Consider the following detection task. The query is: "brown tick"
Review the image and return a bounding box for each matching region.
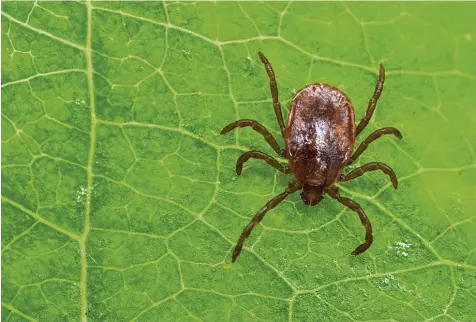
[221,52,402,262]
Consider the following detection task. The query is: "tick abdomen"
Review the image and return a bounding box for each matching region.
[285,83,355,186]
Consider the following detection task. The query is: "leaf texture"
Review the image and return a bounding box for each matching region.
[2,1,476,321]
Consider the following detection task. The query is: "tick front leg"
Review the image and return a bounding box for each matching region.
[347,127,402,165]
[236,150,289,176]
[326,187,373,255]
[220,119,284,156]
[232,181,302,262]
[340,162,398,189]
[258,51,286,137]
[355,64,385,136]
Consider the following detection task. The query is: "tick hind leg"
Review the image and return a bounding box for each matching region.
[326,187,373,255]
[232,182,301,262]
[340,162,398,189]
[258,51,286,137]
[355,64,385,136]
[235,150,289,176]
[347,127,402,165]
[220,119,284,156]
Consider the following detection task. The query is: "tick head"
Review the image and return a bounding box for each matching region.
[300,184,324,206]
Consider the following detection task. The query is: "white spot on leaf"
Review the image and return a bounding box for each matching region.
[395,241,411,257]
[75,185,96,203]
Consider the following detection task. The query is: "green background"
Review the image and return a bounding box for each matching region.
[2,1,476,321]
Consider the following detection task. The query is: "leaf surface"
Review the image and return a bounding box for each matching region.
[2,1,476,321]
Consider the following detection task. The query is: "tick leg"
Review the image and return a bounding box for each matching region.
[326,186,373,255]
[258,51,286,137]
[355,64,385,136]
[232,181,302,262]
[340,162,398,189]
[220,119,284,156]
[347,127,402,165]
[236,150,289,176]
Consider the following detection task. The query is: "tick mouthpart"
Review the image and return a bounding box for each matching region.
[300,184,324,206]
[303,198,319,206]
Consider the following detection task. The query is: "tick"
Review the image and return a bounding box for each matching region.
[221,52,402,262]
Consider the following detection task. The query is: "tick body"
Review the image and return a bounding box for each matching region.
[286,83,355,204]
[221,52,402,262]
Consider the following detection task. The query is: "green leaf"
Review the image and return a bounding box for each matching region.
[2,1,476,321]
